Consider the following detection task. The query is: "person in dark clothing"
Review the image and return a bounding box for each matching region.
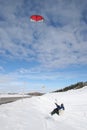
[60,103,65,110]
[51,103,65,116]
[55,103,65,110]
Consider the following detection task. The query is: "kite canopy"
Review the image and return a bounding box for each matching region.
[30,15,44,22]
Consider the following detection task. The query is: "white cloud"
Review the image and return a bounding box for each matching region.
[0,66,4,72]
[0,66,87,92]
[0,0,87,70]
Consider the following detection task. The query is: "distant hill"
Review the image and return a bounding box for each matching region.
[53,81,87,93]
[27,92,44,96]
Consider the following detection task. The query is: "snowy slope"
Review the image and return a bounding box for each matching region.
[0,86,87,130]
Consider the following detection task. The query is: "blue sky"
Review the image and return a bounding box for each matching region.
[0,0,87,93]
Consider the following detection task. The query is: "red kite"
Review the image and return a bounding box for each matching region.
[30,15,44,22]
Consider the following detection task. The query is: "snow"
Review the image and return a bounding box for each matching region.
[0,87,87,130]
[0,94,29,98]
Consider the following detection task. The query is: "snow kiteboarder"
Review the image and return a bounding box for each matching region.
[51,103,65,116]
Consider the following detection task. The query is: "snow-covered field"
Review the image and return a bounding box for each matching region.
[0,94,29,98]
[0,87,87,130]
